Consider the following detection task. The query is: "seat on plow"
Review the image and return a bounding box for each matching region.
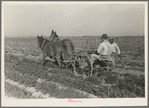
[93,55,113,72]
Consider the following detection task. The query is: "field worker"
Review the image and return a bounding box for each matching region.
[108,37,121,67]
[91,34,111,65]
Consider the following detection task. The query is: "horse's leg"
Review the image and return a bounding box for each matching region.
[56,58,61,69]
[64,62,68,69]
[61,50,68,69]
[55,52,61,69]
[42,52,47,66]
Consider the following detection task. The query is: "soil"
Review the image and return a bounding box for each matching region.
[4,52,145,98]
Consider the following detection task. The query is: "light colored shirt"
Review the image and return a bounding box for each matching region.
[97,40,110,56]
[109,42,121,54]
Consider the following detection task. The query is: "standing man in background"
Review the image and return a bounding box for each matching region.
[108,37,121,68]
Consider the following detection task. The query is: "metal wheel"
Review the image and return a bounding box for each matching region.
[72,53,93,76]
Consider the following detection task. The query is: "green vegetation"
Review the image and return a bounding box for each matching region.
[4,36,145,98]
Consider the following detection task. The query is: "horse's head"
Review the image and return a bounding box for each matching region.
[37,35,44,48]
[49,30,59,42]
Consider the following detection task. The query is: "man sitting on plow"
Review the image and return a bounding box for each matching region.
[90,34,120,69]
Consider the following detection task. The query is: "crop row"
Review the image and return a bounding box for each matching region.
[5,54,145,98]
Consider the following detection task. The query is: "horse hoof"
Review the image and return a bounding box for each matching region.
[74,71,78,76]
[36,62,40,65]
[42,62,46,66]
[42,64,45,66]
[82,74,87,79]
[48,68,53,71]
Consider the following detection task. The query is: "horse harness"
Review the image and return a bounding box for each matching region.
[40,39,46,49]
[40,39,56,61]
[41,38,74,48]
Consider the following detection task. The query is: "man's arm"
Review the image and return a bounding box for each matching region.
[115,43,120,54]
[97,43,104,54]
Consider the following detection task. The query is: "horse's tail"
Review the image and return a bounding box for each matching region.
[61,44,69,61]
[68,39,75,54]
[66,39,74,54]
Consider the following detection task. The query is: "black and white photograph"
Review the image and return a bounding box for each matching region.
[1,1,148,107]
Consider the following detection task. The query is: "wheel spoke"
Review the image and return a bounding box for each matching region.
[73,53,93,76]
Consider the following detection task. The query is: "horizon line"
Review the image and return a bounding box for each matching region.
[5,35,144,38]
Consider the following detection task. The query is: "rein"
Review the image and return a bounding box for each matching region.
[40,38,75,49]
[48,40,74,47]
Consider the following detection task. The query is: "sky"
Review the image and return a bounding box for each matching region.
[3,2,146,37]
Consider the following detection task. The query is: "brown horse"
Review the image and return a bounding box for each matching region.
[49,30,59,42]
[37,35,67,68]
[49,30,75,61]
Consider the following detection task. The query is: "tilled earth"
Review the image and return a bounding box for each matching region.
[4,53,145,98]
[4,37,145,99]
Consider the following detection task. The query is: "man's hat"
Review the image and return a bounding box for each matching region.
[101,34,108,38]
